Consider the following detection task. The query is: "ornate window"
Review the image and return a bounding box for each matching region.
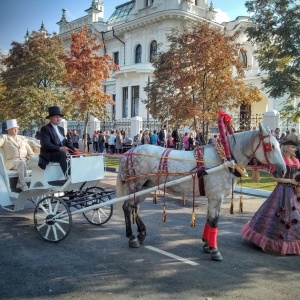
[239,50,247,67]
[150,40,157,62]
[135,44,142,63]
[145,0,154,7]
[131,86,139,117]
[113,52,119,66]
[122,87,128,118]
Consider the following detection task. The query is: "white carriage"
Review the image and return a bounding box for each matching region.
[0,150,114,242]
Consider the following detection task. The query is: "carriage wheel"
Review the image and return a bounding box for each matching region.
[82,187,113,225]
[34,196,72,242]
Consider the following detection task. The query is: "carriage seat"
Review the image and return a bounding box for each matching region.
[0,137,40,178]
[0,147,33,178]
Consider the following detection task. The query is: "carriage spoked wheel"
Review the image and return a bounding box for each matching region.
[34,196,72,242]
[82,187,113,225]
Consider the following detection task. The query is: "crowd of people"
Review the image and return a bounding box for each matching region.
[272,127,300,159]
[59,125,209,155]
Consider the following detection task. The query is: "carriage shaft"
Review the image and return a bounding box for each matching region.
[69,160,234,216]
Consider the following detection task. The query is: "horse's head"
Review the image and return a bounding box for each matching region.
[253,124,286,178]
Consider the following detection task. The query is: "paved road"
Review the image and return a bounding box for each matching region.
[1,172,300,300]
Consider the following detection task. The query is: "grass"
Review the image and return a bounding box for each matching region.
[236,170,276,191]
[104,156,121,169]
[103,156,277,191]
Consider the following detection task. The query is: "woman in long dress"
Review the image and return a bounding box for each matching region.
[241,140,300,255]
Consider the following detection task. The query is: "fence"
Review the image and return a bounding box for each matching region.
[3,113,294,138]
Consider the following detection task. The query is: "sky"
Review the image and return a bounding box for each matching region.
[0,0,249,54]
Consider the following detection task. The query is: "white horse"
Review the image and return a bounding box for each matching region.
[116,124,286,261]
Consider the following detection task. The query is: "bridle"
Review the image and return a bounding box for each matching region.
[252,133,276,173]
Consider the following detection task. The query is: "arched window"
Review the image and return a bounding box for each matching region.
[145,0,154,7]
[239,50,247,67]
[150,40,157,62]
[135,44,142,63]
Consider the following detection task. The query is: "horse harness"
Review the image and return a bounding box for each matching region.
[123,147,206,197]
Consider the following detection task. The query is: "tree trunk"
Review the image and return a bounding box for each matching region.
[83,112,89,151]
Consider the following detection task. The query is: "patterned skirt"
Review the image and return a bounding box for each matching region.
[241,183,300,255]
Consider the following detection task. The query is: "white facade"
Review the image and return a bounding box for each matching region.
[56,0,298,132]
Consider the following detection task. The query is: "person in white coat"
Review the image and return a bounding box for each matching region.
[0,119,34,191]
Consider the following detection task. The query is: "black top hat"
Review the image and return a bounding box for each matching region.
[281,140,298,146]
[47,106,64,119]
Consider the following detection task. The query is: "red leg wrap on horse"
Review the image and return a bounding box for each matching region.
[208,227,218,248]
[202,223,210,240]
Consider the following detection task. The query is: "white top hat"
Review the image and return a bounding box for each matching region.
[6,119,19,130]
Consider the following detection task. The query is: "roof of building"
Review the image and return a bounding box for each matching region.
[107,0,135,25]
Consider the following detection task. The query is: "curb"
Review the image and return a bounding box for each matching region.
[234,186,271,197]
[105,167,118,173]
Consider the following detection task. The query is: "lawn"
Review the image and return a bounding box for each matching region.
[236,170,276,191]
[104,156,121,169]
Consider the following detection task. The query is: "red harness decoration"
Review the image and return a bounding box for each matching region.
[157,148,173,195]
[252,134,276,173]
[217,110,234,160]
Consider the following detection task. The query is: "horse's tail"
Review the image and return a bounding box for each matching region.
[115,171,127,215]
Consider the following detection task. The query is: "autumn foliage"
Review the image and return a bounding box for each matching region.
[0,32,66,128]
[64,26,119,122]
[145,22,261,136]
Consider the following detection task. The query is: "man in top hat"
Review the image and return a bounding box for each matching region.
[0,119,34,191]
[38,106,76,176]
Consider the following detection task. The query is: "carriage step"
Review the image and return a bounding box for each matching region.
[47,179,68,186]
[2,205,16,211]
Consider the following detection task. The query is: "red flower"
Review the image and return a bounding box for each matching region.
[286,223,291,229]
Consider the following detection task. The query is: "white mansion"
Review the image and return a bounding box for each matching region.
[55,0,296,135]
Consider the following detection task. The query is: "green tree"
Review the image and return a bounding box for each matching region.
[145,22,261,138]
[245,0,300,118]
[63,26,119,149]
[0,32,66,129]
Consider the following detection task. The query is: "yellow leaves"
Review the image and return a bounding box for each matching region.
[64,27,119,121]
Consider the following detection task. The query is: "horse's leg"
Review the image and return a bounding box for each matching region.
[122,201,140,248]
[136,212,146,244]
[205,199,223,261]
[202,220,210,253]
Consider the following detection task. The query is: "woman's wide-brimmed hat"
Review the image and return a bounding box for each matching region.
[6,119,19,130]
[281,140,298,146]
[47,105,64,119]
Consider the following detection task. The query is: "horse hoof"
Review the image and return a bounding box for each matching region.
[203,241,210,253]
[210,248,223,261]
[137,232,146,244]
[129,237,140,248]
